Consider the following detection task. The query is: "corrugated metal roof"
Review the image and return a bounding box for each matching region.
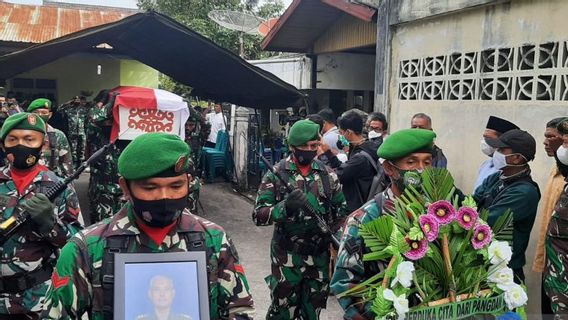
[0,1,133,44]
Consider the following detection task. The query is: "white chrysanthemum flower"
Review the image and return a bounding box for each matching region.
[503,283,528,310]
[391,261,415,289]
[487,265,515,289]
[488,240,513,266]
[384,289,409,320]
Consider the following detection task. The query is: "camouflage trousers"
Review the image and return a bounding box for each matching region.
[265,243,330,320]
[69,134,86,168]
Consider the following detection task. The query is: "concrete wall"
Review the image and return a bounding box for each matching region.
[317,52,375,91]
[119,59,159,88]
[249,57,312,90]
[7,52,158,104]
[389,0,568,193]
[387,2,568,315]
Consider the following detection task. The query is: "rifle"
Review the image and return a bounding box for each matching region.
[0,143,112,244]
[257,152,340,249]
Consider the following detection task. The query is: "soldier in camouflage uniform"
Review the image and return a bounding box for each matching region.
[60,96,89,169]
[253,119,348,320]
[86,91,127,223]
[42,132,255,320]
[330,129,435,319]
[0,113,83,319]
[185,112,205,214]
[27,98,74,178]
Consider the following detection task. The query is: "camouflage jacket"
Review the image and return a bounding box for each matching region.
[329,189,395,320]
[0,166,82,315]
[86,101,123,195]
[61,103,89,136]
[38,125,74,178]
[42,204,255,320]
[253,156,348,243]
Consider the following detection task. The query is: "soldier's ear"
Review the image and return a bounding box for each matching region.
[118,177,131,200]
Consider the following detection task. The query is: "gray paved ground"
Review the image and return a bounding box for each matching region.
[75,175,543,319]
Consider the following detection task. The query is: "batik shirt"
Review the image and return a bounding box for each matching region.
[0,166,82,315]
[42,204,255,320]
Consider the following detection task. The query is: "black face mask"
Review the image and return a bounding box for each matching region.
[4,144,42,169]
[130,194,188,228]
[293,149,317,166]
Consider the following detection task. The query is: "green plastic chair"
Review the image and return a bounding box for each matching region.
[202,131,229,180]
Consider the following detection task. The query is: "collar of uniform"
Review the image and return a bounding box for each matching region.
[2,166,47,183]
[284,154,325,173]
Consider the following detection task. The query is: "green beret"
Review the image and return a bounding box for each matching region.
[378,129,436,160]
[0,113,46,140]
[118,133,191,180]
[27,98,52,112]
[288,119,319,146]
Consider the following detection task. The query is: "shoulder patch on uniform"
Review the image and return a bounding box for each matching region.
[51,270,70,289]
[234,264,245,274]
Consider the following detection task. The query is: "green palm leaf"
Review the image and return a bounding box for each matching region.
[492,209,514,245]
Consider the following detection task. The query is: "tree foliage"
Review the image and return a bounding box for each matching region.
[138,0,284,95]
[137,0,285,95]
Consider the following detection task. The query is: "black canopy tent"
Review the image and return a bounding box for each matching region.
[0,11,305,109]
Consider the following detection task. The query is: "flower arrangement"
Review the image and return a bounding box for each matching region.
[338,168,526,319]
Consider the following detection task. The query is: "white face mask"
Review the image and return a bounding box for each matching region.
[492,151,508,170]
[368,130,382,140]
[480,138,495,157]
[557,145,568,165]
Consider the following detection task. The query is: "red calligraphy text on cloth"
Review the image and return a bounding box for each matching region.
[127,108,174,133]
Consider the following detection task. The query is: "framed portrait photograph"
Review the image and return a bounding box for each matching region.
[114,251,210,320]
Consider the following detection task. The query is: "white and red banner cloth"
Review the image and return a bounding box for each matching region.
[110,86,189,141]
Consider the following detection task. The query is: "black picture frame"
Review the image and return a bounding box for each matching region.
[114,251,210,320]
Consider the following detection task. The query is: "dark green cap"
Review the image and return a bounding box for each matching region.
[118,133,191,180]
[0,113,46,140]
[378,129,436,160]
[288,119,319,146]
[27,98,52,112]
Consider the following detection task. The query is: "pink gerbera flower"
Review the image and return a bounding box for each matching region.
[472,224,492,250]
[404,237,428,260]
[419,215,439,242]
[456,207,478,230]
[427,200,456,225]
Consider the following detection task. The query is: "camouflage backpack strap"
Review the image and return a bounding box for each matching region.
[313,159,333,217]
[313,159,332,200]
[275,159,290,202]
[102,235,131,320]
[46,131,58,169]
[179,230,213,273]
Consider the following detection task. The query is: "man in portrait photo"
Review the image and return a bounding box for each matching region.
[136,275,192,320]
